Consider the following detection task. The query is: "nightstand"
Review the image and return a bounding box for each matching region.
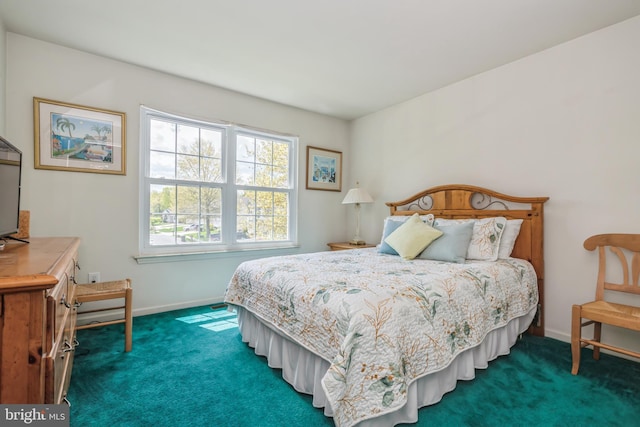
[327,242,376,251]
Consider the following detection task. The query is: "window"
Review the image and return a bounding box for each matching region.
[139,107,298,256]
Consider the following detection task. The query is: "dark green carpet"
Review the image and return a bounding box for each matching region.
[68,306,640,426]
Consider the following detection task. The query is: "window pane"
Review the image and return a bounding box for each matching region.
[201,157,222,182]
[150,151,175,179]
[202,215,221,240]
[237,135,255,162]
[179,215,219,244]
[150,119,175,152]
[237,216,255,240]
[273,217,288,240]
[176,185,199,216]
[256,216,273,241]
[201,128,223,183]
[176,154,199,180]
[237,190,255,215]
[273,192,288,216]
[256,191,273,216]
[201,187,222,214]
[256,139,272,164]
[177,124,200,155]
[255,164,272,187]
[149,184,177,246]
[201,129,222,156]
[179,219,201,243]
[150,184,176,215]
[273,142,288,168]
[273,166,288,188]
[236,161,255,185]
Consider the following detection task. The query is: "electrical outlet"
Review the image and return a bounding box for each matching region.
[88,272,100,283]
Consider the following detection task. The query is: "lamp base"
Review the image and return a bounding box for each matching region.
[349,239,367,245]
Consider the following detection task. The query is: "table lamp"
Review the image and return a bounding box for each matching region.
[342,182,373,245]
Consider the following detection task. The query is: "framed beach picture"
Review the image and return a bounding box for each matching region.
[33,97,126,175]
[306,145,342,191]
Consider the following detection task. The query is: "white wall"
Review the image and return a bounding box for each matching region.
[5,33,350,315]
[0,18,6,133]
[350,16,640,349]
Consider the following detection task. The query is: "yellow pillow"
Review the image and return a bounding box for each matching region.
[384,213,443,260]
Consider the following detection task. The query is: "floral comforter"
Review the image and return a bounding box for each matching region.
[224,248,538,427]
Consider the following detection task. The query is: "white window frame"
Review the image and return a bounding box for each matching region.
[138,106,298,257]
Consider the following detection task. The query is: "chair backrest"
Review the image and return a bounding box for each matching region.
[583,234,640,301]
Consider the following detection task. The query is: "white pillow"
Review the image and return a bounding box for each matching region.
[498,219,523,259]
[384,213,443,260]
[434,217,507,261]
[385,214,434,225]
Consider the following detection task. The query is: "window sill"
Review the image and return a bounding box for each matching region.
[133,244,301,264]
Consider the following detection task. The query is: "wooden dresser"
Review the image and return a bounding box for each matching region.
[0,237,80,404]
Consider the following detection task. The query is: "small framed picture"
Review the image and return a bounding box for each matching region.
[306,146,342,191]
[33,97,126,175]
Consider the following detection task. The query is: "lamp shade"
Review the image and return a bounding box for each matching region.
[342,187,373,204]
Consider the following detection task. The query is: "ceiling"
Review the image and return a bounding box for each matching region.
[1,1,640,120]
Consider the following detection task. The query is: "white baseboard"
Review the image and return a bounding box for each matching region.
[544,328,570,343]
[76,296,226,326]
[543,327,640,364]
[133,297,226,316]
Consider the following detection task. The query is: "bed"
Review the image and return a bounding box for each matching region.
[224,184,548,427]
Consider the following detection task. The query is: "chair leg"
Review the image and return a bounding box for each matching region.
[124,286,133,352]
[592,322,601,361]
[571,304,582,375]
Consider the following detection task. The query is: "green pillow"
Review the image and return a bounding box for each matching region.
[384,213,443,260]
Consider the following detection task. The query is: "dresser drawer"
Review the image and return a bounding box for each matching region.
[46,276,69,352]
[45,253,78,353]
[43,243,80,404]
[45,302,78,404]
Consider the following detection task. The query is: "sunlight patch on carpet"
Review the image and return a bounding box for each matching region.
[200,321,238,331]
[175,309,238,332]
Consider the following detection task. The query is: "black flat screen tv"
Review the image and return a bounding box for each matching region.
[0,136,22,238]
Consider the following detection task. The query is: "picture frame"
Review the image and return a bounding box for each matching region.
[33,97,126,175]
[306,145,342,191]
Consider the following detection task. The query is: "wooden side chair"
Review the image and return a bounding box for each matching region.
[76,278,133,352]
[571,234,640,375]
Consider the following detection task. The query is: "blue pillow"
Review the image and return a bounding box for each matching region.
[378,219,404,255]
[417,221,474,263]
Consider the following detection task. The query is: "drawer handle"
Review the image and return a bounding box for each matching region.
[74,299,82,308]
[62,340,75,353]
[73,338,80,349]
[63,396,71,407]
[60,295,71,309]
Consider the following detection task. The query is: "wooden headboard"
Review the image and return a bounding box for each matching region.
[386,184,549,336]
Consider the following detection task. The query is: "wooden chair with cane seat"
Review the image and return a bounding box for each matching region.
[75,278,133,352]
[571,234,640,375]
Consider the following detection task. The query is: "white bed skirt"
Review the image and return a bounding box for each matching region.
[236,306,536,427]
